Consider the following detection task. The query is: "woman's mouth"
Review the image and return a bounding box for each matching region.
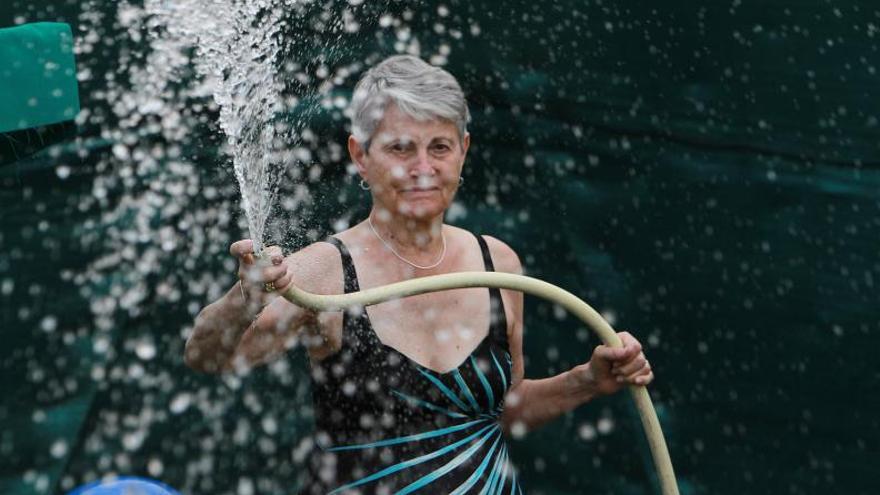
[402,186,439,193]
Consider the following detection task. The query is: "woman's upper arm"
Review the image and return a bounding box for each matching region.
[483,235,526,389]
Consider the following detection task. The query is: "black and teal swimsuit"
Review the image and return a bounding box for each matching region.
[299,234,524,494]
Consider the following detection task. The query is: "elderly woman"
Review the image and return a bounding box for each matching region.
[185,55,654,494]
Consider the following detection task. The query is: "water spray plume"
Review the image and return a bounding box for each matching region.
[147,0,298,255]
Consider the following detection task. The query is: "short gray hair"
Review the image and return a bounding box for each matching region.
[348,55,469,151]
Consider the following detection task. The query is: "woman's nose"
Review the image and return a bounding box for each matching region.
[410,149,435,176]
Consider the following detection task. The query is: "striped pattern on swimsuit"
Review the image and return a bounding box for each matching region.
[299,234,524,495]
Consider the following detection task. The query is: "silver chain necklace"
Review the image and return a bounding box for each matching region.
[367,215,447,270]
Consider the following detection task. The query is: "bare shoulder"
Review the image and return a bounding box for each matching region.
[284,239,344,295]
[480,234,523,275]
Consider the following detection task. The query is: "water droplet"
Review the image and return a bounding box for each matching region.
[170,392,191,414]
[600,309,617,326]
[50,440,68,458]
[237,477,255,495]
[578,423,597,441]
[262,416,278,435]
[597,417,615,435]
[40,315,57,333]
[147,458,164,477]
[135,338,157,360]
[511,421,527,439]
[122,429,145,451]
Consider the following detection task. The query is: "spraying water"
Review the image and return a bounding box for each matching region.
[65,2,456,491]
[146,0,297,254]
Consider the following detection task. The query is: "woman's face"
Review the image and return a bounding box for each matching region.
[349,103,470,221]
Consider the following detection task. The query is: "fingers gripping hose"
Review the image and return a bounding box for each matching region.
[282,271,679,495]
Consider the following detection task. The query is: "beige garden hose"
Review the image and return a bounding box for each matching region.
[281,270,679,495]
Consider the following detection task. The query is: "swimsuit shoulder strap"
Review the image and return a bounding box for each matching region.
[322,236,361,295]
[473,233,509,338]
[320,236,371,347]
[474,233,497,271]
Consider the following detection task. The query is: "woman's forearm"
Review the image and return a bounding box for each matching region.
[184,283,256,373]
[500,364,599,434]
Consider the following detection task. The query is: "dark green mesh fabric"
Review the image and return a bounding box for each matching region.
[1,2,878,495]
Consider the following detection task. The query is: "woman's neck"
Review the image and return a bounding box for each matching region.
[367,208,445,262]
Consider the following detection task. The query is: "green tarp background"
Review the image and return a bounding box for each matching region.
[0,22,79,165]
[0,23,78,133]
[1,1,878,495]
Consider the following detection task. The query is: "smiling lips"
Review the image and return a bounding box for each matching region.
[402,186,439,193]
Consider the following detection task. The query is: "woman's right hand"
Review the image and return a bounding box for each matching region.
[229,239,292,308]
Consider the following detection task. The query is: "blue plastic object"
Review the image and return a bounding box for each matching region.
[67,476,180,495]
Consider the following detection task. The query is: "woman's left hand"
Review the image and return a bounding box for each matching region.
[574,331,654,396]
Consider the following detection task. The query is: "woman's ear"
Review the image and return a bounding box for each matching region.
[348,135,368,176]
